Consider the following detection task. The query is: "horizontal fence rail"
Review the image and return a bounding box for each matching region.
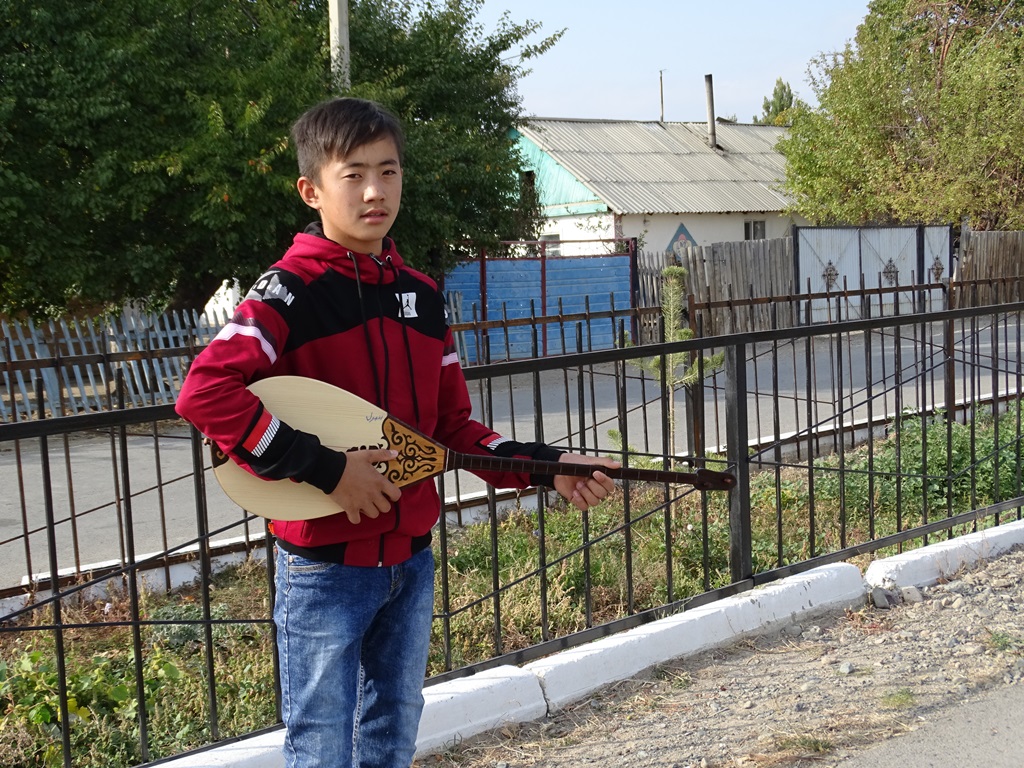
[2,297,1024,767]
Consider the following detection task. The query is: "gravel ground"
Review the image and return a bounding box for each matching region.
[416,546,1024,768]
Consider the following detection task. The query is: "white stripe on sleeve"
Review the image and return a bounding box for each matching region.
[214,323,279,365]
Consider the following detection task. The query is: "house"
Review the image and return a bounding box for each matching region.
[515,115,809,258]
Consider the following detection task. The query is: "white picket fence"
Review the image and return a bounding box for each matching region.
[1,309,230,422]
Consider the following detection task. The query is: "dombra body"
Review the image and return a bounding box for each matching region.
[212,376,736,521]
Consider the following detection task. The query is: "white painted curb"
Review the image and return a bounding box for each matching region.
[157,730,284,768]
[523,562,865,710]
[864,517,1024,589]
[155,522,1024,767]
[415,665,548,756]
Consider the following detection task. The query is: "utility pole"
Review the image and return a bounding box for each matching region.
[328,0,351,89]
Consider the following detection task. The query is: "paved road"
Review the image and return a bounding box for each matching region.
[0,426,254,585]
[1,363,654,579]
[840,683,1024,767]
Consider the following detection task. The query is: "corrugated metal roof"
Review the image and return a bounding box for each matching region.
[517,118,790,215]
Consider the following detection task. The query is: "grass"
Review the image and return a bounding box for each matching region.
[652,666,692,690]
[880,688,917,709]
[984,629,1024,654]
[3,401,1023,767]
[0,559,278,768]
[775,732,835,753]
[429,481,732,674]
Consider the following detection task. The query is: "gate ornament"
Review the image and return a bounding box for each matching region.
[883,258,900,286]
[931,256,945,282]
[823,261,839,291]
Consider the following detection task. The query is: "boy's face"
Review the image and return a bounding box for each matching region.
[296,136,402,255]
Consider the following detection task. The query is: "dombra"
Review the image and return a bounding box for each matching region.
[211,376,736,522]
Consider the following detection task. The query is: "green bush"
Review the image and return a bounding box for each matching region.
[0,645,180,768]
[1,560,277,768]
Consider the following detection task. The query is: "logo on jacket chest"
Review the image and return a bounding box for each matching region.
[397,292,418,318]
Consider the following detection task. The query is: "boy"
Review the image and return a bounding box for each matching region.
[175,97,617,768]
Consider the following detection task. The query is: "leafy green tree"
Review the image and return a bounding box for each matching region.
[0,0,557,317]
[0,0,328,316]
[346,0,559,268]
[752,78,804,125]
[777,0,1024,229]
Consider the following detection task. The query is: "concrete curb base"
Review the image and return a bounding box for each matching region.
[864,518,1024,589]
[156,521,1024,767]
[159,730,285,768]
[522,562,865,711]
[416,665,548,755]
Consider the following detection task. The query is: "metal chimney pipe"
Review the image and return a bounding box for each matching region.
[660,69,666,122]
[705,73,717,149]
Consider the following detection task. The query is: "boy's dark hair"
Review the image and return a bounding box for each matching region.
[291,98,405,183]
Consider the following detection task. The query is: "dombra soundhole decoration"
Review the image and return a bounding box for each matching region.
[380,418,446,486]
[211,376,735,522]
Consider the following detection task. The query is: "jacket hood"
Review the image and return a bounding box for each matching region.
[282,221,405,285]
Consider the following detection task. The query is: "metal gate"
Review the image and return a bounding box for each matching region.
[794,225,953,322]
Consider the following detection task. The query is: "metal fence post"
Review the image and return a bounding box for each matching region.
[725,341,752,583]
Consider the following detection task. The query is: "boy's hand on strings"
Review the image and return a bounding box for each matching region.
[553,454,619,511]
[329,449,401,524]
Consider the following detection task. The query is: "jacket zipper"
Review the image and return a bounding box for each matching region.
[370,254,398,568]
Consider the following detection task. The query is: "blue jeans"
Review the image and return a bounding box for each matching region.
[273,545,435,768]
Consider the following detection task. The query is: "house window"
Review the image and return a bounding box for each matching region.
[540,234,561,257]
[744,220,767,240]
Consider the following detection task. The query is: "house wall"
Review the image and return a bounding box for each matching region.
[539,213,616,255]
[540,211,809,257]
[630,212,808,256]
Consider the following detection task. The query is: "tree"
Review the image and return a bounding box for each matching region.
[0,0,558,317]
[776,0,1024,229]
[752,78,804,125]
[346,0,560,269]
[0,0,328,316]
[630,267,723,462]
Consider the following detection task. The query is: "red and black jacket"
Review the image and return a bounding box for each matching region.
[175,223,562,566]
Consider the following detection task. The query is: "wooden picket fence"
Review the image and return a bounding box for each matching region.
[953,229,1024,307]
[0,294,655,422]
[1,309,229,422]
[682,237,796,335]
[634,249,674,343]
[8,229,1019,420]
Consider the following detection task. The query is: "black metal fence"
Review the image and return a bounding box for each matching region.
[2,290,1023,767]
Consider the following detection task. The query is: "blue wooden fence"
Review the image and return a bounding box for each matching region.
[444,252,634,363]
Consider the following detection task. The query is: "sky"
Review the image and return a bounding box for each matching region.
[476,0,871,123]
